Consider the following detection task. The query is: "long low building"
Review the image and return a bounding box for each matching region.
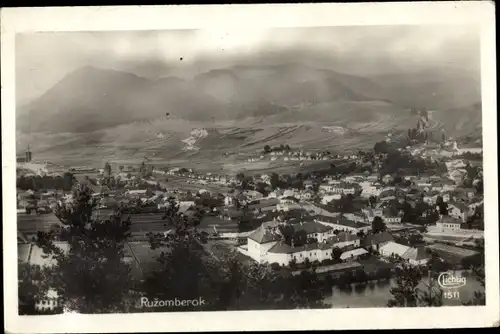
[315,215,371,234]
[379,241,430,266]
[426,243,480,264]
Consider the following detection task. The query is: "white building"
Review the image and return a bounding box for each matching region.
[242,224,342,266]
[401,247,430,266]
[246,226,282,264]
[361,185,382,198]
[340,248,368,261]
[321,194,342,205]
[379,241,411,259]
[330,232,361,249]
[224,196,234,206]
[299,221,335,242]
[449,169,467,184]
[434,215,463,232]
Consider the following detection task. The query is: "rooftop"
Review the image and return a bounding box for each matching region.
[440,215,463,225]
[248,226,281,244]
[379,241,411,256]
[297,221,333,234]
[340,248,368,260]
[362,231,394,247]
[401,247,429,261]
[427,243,479,258]
[315,215,370,229]
[447,201,470,212]
[291,261,362,276]
[330,232,360,243]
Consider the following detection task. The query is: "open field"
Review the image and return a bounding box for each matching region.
[17,111,399,170]
[17,211,171,239]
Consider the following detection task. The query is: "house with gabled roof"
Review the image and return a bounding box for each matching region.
[401,247,429,266]
[329,232,361,249]
[297,221,335,242]
[245,226,282,264]
[379,241,411,259]
[447,201,470,222]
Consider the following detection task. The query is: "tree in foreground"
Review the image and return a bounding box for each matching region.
[142,198,328,311]
[387,262,423,307]
[34,183,133,313]
[463,265,485,306]
[388,260,446,307]
[18,263,56,315]
[141,197,216,311]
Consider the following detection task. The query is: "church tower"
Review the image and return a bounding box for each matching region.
[25,145,32,163]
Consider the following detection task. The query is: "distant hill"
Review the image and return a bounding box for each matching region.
[17,64,482,145]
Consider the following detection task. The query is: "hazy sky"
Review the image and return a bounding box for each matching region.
[16,25,480,103]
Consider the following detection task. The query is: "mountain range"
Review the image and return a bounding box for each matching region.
[17,63,481,134]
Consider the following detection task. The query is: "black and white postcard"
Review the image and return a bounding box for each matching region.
[2,2,498,332]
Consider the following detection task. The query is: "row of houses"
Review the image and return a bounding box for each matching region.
[155,168,237,184]
[240,218,429,267]
[240,221,365,266]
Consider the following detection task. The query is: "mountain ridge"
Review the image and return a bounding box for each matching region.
[17,64,481,135]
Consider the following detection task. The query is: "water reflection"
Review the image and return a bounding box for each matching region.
[325,276,484,308]
[354,283,367,294]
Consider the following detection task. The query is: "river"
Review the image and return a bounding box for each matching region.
[323,274,484,308]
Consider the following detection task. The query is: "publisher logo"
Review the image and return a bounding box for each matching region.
[438,272,467,289]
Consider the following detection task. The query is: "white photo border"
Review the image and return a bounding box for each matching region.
[2,2,498,332]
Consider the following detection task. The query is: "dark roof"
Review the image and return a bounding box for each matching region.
[248,227,281,244]
[297,221,333,234]
[315,215,338,224]
[267,241,295,254]
[440,215,462,225]
[336,218,368,229]
[315,215,369,229]
[362,231,394,246]
[447,201,469,212]
[221,209,244,218]
[248,198,280,209]
[267,241,328,254]
[330,232,360,243]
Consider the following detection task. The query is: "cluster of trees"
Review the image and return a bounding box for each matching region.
[387,198,439,225]
[269,172,305,191]
[378,150,447,177]
[139,161,153,178]
[17,172,75,191]
[278,225,308,247]
[326,194,357,214]
[455,151,482,161]
[407,128,430,143]
[387,262,444,307]
[461,163,483,190]
[194,192,225,210]
[393,233,424,247]
[371,216,387,233]
[464,204,484,230]
[387,252,486,308]
[462,266,485,305]
[263,144,291,154]
[234,172,306,194]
